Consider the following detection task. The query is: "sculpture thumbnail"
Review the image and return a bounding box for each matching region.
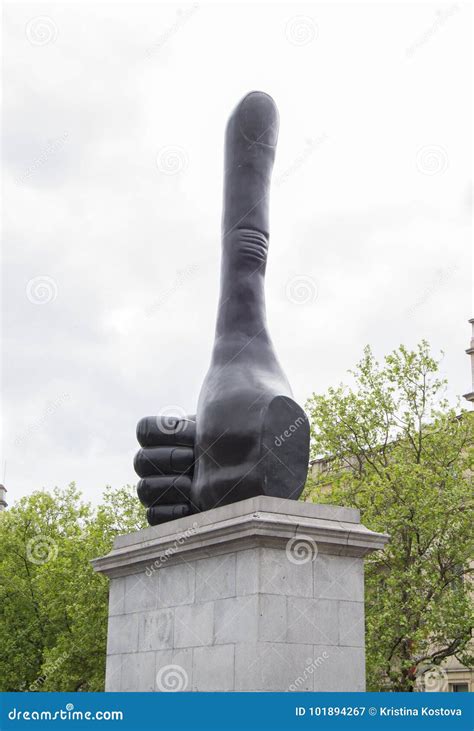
[134,92,310,525]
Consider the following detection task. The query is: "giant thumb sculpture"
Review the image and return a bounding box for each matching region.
[134,92,310,525]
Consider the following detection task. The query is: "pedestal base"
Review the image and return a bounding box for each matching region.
[92,496,388,692]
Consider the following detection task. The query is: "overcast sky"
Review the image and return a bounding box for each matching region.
[2,1,472,506]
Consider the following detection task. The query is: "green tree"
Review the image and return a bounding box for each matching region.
[305,341,474,691]
[0,483,146,691]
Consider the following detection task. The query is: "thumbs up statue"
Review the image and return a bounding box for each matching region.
[134,92,310,525]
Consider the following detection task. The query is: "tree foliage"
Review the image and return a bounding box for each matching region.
[0,483,146,692]
[304,341,474,691]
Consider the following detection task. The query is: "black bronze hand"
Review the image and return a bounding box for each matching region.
[135,91,310,526]
[134,415,196,525]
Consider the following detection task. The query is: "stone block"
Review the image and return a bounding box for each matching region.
[286,597,338,646]
[121,652,156,692]
[214,595,258,644]
[106,613,139,655]
[258,594,287,642]
[174,602,213,647]
[235,642,313,691]
[94,496,388,692]
[104,653,123,691]
[288,648,331,691]
[236,548,260,595]
[314,554,364,601]
[192,644,235,691]
[111,496,362,552]
[155,648,193,692]
[158,561,195,607]
[108,579,124,616]
[195,553,236,601]
[124,571,158,614]
[338,601,365,647]
[138,608,174,652]
[260,547,313,597]
[312,645,365,691]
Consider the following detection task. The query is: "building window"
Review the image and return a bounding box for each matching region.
[450,683,469,692]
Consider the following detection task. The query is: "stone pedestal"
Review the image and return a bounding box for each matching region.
[92,496,388,692]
